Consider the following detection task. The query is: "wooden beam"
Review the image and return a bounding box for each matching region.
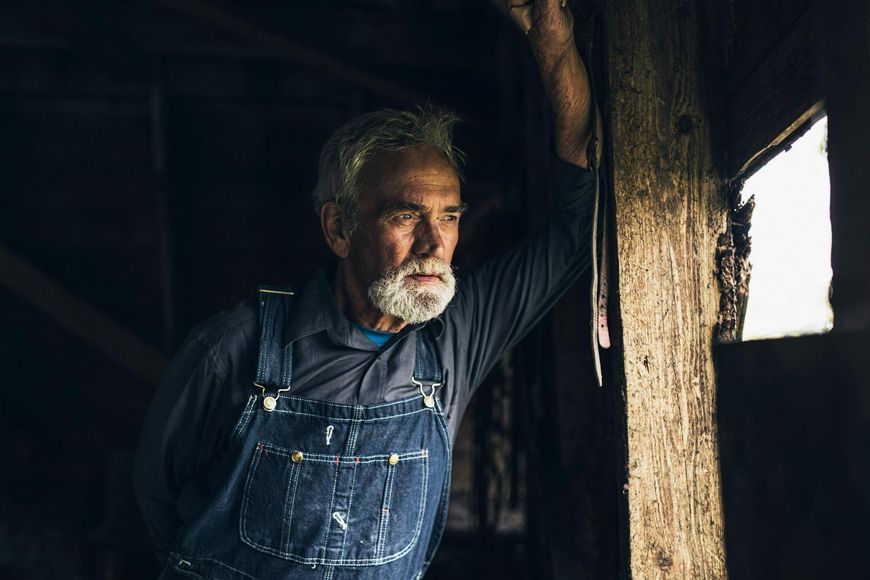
[0,246,167,385]
[155,0,427,105]
[603,0,729,576]
[728,7,824,177]
[822,0,870,330]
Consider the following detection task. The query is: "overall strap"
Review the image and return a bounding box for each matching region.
[413,325,443,385]
[254,286,296,390]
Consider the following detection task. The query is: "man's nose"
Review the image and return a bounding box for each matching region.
[413,218,445,258]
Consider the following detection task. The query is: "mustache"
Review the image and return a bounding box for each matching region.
[398,257,455,279]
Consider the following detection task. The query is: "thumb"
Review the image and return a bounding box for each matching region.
[491,0,534,34]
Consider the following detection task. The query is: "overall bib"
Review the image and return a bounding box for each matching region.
[161,288,452,580]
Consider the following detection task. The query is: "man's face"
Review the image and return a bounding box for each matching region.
[346,144,464,323]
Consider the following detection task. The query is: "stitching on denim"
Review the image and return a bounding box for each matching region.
[168,553,206,580]
[337,457,360,559]
[434,397,451,440]
[238,443,265,552]
[269,405,431,423]
[377,464,395,559]
[324,405,360,559]
[256,442,427,464]
[288,455,429,567]
[362,408,433,422]
[237,428,435,567]
[230,395,257,445]
[236,459,427,566]
[345,405,363,454]
[377,461,396,559]
[173,567,206,580]
[192,556,259,580]
[319,443,344,561]
[264,391,429,411]
[239,396,257,435]
[421,396,453,565]
[414,332,423,379]
[280,342,294,387]
[278,454,426,465]
[280,460,300,554]
[255,297,269,383]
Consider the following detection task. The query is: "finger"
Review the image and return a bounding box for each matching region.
[509,3,534,34]
[488,0,534,34]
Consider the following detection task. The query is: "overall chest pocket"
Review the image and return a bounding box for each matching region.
[239,441,430,566]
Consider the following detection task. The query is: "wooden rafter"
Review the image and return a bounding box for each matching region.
[0,246,167,386]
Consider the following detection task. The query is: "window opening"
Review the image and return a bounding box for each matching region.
[741,116,833,340]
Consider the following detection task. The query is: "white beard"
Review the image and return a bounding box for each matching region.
[367,257,456,324]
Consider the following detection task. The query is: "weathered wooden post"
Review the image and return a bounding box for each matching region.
[602,0,729,576]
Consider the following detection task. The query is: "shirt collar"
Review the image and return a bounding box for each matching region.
[284,267,446,348]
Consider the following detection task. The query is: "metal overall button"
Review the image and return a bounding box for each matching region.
[388,453,400,465]
[253,382,290,412]
[412,378,441,408]
[291,451,304,463]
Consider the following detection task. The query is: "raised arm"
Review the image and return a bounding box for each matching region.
[447,2,600,392]
[498,0,595,167]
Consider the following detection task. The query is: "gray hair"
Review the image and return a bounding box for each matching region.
[312,103,464,236]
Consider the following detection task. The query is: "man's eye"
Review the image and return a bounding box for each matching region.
[391,213,417,223]
[442,215,459,222]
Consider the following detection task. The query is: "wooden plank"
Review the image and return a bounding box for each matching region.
[822,0,870,330]
[728,8,823,176]
[0,245,167,385]
[715,330,870,579]
[727,0,813,94]
[603,0,729,576]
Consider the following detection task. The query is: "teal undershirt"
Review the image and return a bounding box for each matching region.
[353,323,395,348]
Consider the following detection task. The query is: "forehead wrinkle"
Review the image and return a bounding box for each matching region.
[393,180,459,198]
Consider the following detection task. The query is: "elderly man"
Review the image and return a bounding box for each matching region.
[134,1,597,578]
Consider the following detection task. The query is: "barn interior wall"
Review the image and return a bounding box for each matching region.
[4,1,861,578]
[0,2,619,579]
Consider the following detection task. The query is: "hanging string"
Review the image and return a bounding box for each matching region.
[582,12,610,388]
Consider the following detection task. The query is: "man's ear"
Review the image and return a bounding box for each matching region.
[320,201,351,258]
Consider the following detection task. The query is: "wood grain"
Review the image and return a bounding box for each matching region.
[603,0,729,576]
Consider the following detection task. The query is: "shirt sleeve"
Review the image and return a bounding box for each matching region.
[132,300,258,563]
[450,156,596,391]
[132,332,223,563]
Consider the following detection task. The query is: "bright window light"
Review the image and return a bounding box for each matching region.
[741,116,833,340]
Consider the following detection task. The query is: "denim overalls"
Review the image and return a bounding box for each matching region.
[161,288,452,579]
